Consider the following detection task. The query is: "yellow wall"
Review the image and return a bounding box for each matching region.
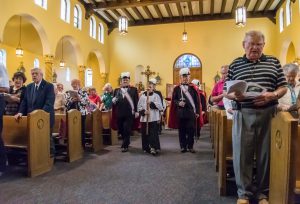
[0,0,109,90]
[275,1,300,64]
[108,18,277,96]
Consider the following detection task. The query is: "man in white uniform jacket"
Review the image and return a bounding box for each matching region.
[138,82,163,155]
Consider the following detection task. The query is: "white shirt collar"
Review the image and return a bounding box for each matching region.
[35,80,42,89]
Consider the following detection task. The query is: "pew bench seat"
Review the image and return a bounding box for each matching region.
[295,181,300,195]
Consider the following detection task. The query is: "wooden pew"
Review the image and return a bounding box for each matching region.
[53,110,83,162]
[85,109,103,152]
[214,109,222,172]
[3,110,53,177]
[101,110,118,145]
[218,110,233,196]
[269,112,299,204]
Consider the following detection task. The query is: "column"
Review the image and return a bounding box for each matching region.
[44,54,54,82]
[99,72,108,90]
[78,65,86,86]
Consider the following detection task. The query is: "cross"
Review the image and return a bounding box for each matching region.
[141,65,155,85]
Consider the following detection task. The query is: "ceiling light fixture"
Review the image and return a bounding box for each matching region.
[235,6,247,27]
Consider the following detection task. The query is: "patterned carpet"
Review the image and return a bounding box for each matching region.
[0,125,236,204]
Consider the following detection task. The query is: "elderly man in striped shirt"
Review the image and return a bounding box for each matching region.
[224,31,287,204]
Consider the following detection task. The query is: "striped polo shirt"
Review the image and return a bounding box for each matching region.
[224,54,287,108]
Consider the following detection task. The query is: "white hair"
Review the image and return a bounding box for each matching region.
[283,63,299,75]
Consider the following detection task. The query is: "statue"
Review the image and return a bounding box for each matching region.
[52,70,57,83]
[17,61,26,73]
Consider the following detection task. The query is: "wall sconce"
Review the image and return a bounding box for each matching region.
[235,6,246,27]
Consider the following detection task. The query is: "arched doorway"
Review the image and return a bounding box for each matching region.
[87,52,100,89]
[54,36,82,90]
[173,53,202,84]
[286,42,296,63]
[2,14,49,77]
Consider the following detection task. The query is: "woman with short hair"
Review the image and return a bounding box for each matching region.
[278,63,300,117]
[5,72,27,115]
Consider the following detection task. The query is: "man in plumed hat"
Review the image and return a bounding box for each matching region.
[112,72,139,152]
[168,68,200,153]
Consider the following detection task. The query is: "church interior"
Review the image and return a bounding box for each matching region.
[1,0,300,203]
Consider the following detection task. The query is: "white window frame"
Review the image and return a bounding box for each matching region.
[73,4,82,30]
[60,0,70,23]
[286,0,292,26]
[66,67,70,82]
[0,49,7,68]
[33,58,40,68]
[279,8,284,33]
[90,16,96,39]
[98,23,104,44]
[34,0,47,10]
[85,68,93,87]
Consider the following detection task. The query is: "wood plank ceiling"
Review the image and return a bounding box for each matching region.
[79,0,287,33]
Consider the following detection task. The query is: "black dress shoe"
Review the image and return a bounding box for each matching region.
[188,149,196,153]
[121,148,128,152]
[181,148,187,153]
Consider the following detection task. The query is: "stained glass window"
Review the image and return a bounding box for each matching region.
[174,54,201,69]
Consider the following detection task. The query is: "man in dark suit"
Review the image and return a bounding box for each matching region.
[15,68,55,155]
[112,72,139,152]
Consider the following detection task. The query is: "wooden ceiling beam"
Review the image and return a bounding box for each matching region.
[95,0,195,10]
[221,0,227,15]
[210,0,214,15]
[176,3,183,17]
[103,10,118,23]
[187,2,193,16]
[108,10,276,29]
[121,8,134,21]
[231,0,238,15]
[143,6,154,20]
[254,0,263,12]
[154,5,163,19]
[199,0,203,15]
[132,7,144,20]
[244,0,251,8]
[275,0,285,10]
[264,0,275,12]
[111,9,121,19]
[165,3,173,18]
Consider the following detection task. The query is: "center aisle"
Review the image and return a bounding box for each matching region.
[0,125,235,204]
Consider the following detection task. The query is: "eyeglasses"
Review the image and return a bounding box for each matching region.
[246,42,264,48]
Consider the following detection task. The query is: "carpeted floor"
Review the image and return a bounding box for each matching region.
[0,125,236,204]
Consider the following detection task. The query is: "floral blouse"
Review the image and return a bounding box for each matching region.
[65,88,90,115]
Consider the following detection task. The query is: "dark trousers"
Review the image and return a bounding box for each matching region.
[141,122,159,151]
[0,96,7,172]
[178,117,195,149]
[155,122,161,150]
[81,115,86,147]
[117,116,133,148]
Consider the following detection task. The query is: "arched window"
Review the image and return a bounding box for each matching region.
[34,0,47,9]
[0,49,7,68]
[90,16,96,39]
[74,4,82,29]
[279,8,284,32]
[66,67,70,82]
[85,68,93,87]
[98,23,104,44]
[33,58,40,68]
[60,0,70,23]
[286,0,292,26]
[174,54,201,69]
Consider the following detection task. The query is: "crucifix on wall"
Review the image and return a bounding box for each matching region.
[141,65,155,85]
